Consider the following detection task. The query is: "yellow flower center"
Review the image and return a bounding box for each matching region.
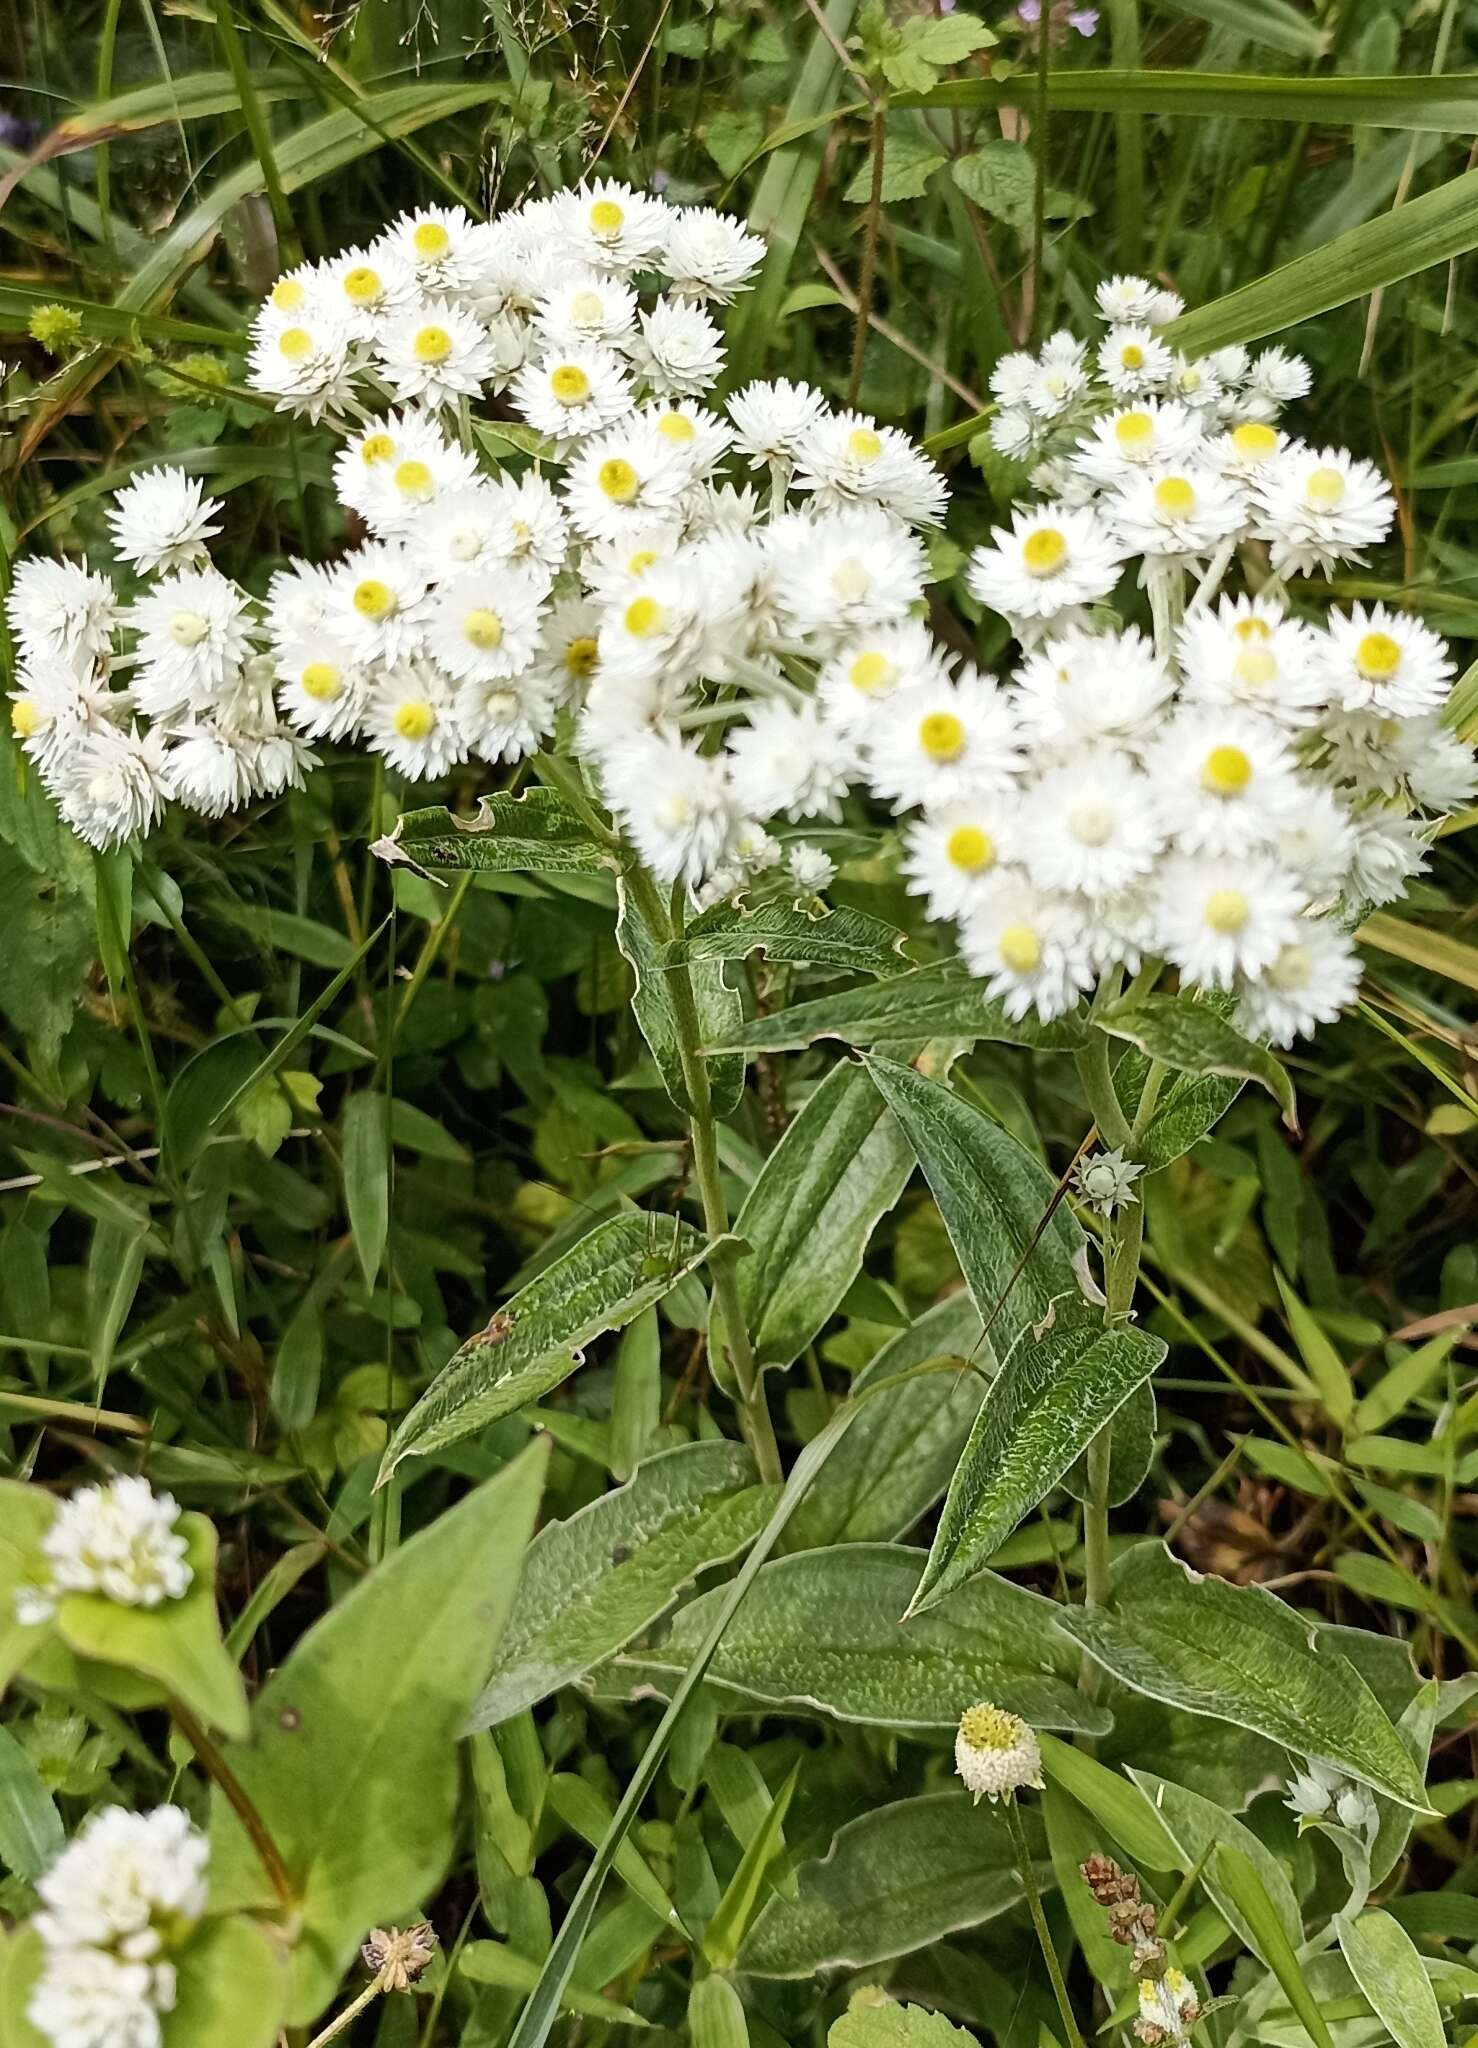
[657,412,695,442]
[412,221,450,259]
[278,327,313,362]
[1022,527,1067,577]
[1356,630,1401,680]
[1205,889,1248,934]
[999,924,1041,974]
[1119,344,1144,371]
[301,662,341,701]
[570,289,604,323]
[1179,366,1203,393]
[168,610,209,648]
[1232,616,1270,643]
[464,608,504,651]
[589,198,625,235]
[342,265,383,306]
[1232,421,1278,459]
[393,701,435,740]
[563,635,599,680]
[1306,465,1346,508]
[1268,942,1312,991]
[624,596,666,638]
[353,578,396,621]
[960,1702,1024,1751]
[627,549,660,576]
[393,459,434,501]
[270,277,306,311]
[849,650,895,695]
[1201,744,1252,795]
[598,457,639,503]
[550,363,591,404]
[1114,411,1154,450]
[848,426,884,463]
[360,431,396,466]
[413,326,452,364]
[10,698,42,738]
[918,711,966,763]
[946,825,994,873]
[1232,647,1277,689]
[1154,476,1196,519]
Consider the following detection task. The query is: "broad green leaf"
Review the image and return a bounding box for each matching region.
[704,1762,799,1969]
[0,1483,67,1694]
[609,1307,661,1483]
[0,1924,47,2048]
[1160,0,1324,55]
[55,1516,248,1740]
[607,1543,1108,1735]
[1128,1771,1302,1960]
[1215,1845,1333,2048]
[707,961,1087,1054]
[1056,1543,1429,1807]
[668,901,912,978]
[864,1053,1087,1345]
[1137,1070,1245,1171]
[374,793,606,876]
[784,1294,990,1550]
[1339,1909,1448,2048]
[1098,995,1296,1127]
[469,1441,777,1728]
[733,1063,914,1372]
[913,1323,1166,1613]
[167,1915,288,2048]
[209,1443,547,2023]
[1043,1780,1132,1996]
[842,134,946,204]
[830,1996,979,2048]
[1351,1329,1460,1436]
[1037,1734,1179,1871]
[1063,1380,1157,1509]
[341,1091,389,1289]
[379,1216,715,1483]
[690,1975,750,2048]
[0,1726,62,1881]
[615,874,744,1119]
[1370,1682,1441,1886]
[52,67,305,142]
[740,1794,1040,1976]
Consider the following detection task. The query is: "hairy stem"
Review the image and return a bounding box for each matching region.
[1005,1796,1085,2048]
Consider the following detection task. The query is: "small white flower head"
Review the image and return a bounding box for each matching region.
[1342,805,1428,907]
[865,672,1022,812]
[532,267,639,352]
[600,730,737,888]
[953,1700,1044,1804]
[421,567,547,684]
[628,296,725,399]
[1166,352,1224,415]
[376,296,500,408]
[792,411,948,528]
[53,725,174,851]
[483,471,571,582]
[1335,1783,1380,1836]
[7,557,117,666]
[128,567,253,719]
[317,244,417,338]
[253,260,321,328]
[725,701,854,823]
[1271,782,1357,898]
[1211,418,1287,481]
[816,619,952,730]
[456,668,557,767]
[1021,331,1090,420]
[727,377,831,468]
[660,207,766,302]
[960,874,1096,1022]
[770,508,928,644]
[1072,401,1206,491]
[9,655,119,770]
[1020,751,1164,897]
[563,425,691,541]
[1252,445,1395,578]
[275,641,370,741]
[966,504,1124,627]
[1311,603,1454,719]
[1176,593,1325,728]
[1098,324,1174,397]
[1236,921,1361,1047]
[1248,344,1312,410]
[637,399,734,477]
[554,178,672,273]
[511,346,635,444]
[333,411,480,536]
[377,204,481,292]
[786,841,836,893]
[1012,625,1173,752]
[29,1943,167,2048]
[1095,275,1183,327]
[262,557,337,652]
[27,1475,191,1619]
[1135,1968,1199,2047]
[247,310,355,420]
[107,469,221,577]
[329,544,429,665]
[1143,708,1298,857]
[1285,1762,1339,1822]
[901,799,1017,922]
[531,595,602,707]
[1074,1145,1144,1216]
[1107,465,1246,566]
[168,725,260,819]
[1155,853,1306,990]
[364,660,467,780]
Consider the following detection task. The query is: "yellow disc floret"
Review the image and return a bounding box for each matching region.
[360,432,396,466]
[1232,648,1278,690]
[277,327,313,362]
[999,924,1042,974]
[1114,411,1154,450]
[946,825,995,873]
[624,596,666,639]
[563,635,599,680]
[353,578,397,621]
[1201,744,1253,796]
[598,457,639,503]
[550,363,591,404]
[464,608,504,651]
[627,549,660,576]
[301,662,341,701]
[1232,422,1278,460]
[589,198,625,235]
[918,711,966,762]
[412,220,450,260]
[1232,615,1270,643]
[1205,889,1248,934]
[1306,465,1346,508]
[1355,630,1401,680]
[1022,527,1067,577]
[656,412,695,443]
[168,611,209,648]
[413,325,452,364]
[1119,343,1145,372]
[849,651,894,695]
[10,698,42,738]
[270,277,306,311]
[848,426,884,464]
[393,459,434,501]
[393,700,435,740]
[342,265,383,306]
[1154,476,1197,519]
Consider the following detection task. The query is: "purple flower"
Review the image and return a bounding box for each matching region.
[1069,6,1099,31]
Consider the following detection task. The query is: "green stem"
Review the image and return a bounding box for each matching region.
[170,1698,294,1908]
[1005,1796,1085,2048]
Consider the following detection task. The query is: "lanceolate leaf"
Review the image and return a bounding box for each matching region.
[378,1216,716,1484]
[912,1323,1166,1614]
[469,1442,778,1728]
[1056,1543,1429,1808]
[608,1543,1108,1736]
[668,901,913,978]
[616,872,744,1118]
[707,961,1088,1055]
[373,793,606,876]
[1338,1908,1446,2048]
[739,1793,1041,1977]
[864,1053,1087,1344]
[1098,994,1296,1127]
[1140,1072,1245,1171]
[1129,1770,1303,1959]
[733,1062,915,1372]
[1214,1845,1334,2048]
[208,1444,547,2023]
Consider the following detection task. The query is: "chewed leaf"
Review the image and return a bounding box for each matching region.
[373,791,607,876]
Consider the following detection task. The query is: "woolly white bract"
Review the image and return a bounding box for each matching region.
[9,207,1473,1049]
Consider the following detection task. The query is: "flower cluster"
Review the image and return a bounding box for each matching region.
[9,193,1473,1051]
[28,1805,209,2048]
[1080,1854,1200,2046]
[16,1476,192,1627]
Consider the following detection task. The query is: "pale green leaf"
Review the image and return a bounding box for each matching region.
[1339,1908,1447,2048]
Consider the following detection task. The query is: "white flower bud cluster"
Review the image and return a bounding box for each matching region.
[15,1476,192,1627]
[28,1806,209,2048]
[9,194,1472,1051]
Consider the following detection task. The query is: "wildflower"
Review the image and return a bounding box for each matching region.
[29,303,85,356]
[1074,1146,1145,1216]
[953,1701,1044,1803]
[362,1923,438,1992]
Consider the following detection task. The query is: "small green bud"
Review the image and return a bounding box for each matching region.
[28,303,83,356]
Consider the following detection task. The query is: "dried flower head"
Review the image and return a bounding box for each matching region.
[362,1923,438,1992]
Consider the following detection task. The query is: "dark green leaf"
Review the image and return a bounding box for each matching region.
[669,902,912,978]
[1098,996,1296,1127]
[374,793,606,876]
[707,961,1087,1055]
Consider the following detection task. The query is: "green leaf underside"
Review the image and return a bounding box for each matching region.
[605,1543,1108,1736]
[739,1793,1042,1976]
[376,793,606,875]
[734,1062,916,1371]
[1099,994,1296,1126]
[1339,1908,1447,2048]
[914,1324,1167,1613]
[1056,1543,1429,1808]
[669,900,913,978]
[704,961,1088,1054]
[615,873,744,1119]
[469,1441,778,1728]
[208,1445,546,2023]
[1129,1769,1303,1958]
[378,1215,714,1482]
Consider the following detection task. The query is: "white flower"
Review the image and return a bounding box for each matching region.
[815,619,951,730]
[376,204,482,293]
[27,1476,190,1620]
[1167,352,1225,415]
[1211,419,1287,481]
[661,207,766,301]
[10,655,119,771]
[376,297,500,408]
[787,841,835,892]
[1343,806,1428,906]
[531,596,602,707]
[457,669,557,766]
[511,347,635,444]
[770,509,928,644]
[1143,708,1298,856]
[51,726,173,850]
[966,504,1124,626]
[1106,464,1246,565]
[1098,324,1174,397]
[128,568,252,719]
[1073,1146,1144,1215]
[275,641,370,741]
[791,411,947,527]
[168,726,259,818]
[7,557,117,665]
[1020,751,1164,896]
[29,1943,166,2048]
[333,412,480,536]
[953,1701,1045,1803]
[262,558,336,651]
[1237,922,1361,1046]
[1310,604,1454,718]
[628,297,725,398]
[959,876,1094,1020]
[864,672,1021,812]
[247,312,355,420]
[1021,332,1090,419]
[1012,625,1173,752]
[901,799,1018,921]
[1155,853,1306,989]
[1272,783,1357,898]
[107,470,221,576]
[329,544,429,665]
[532,268,639,352]
[364,660,467,780]
[1072,401,1206,491]
[1248,345,1312,410]
[1095,275,1182,327]
[1176,594,1325,727]
[725,701,853,822]
[1136,1969,1199,2047]
[317,245,417,337]
[600,730,736,887]
[636,399,734,476]
[482,472,571,582]
[727,378,830,467]
[421,567,547,683]
[553,179,672,272]
[563,426,691,541]
[1251,445,1395,578]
